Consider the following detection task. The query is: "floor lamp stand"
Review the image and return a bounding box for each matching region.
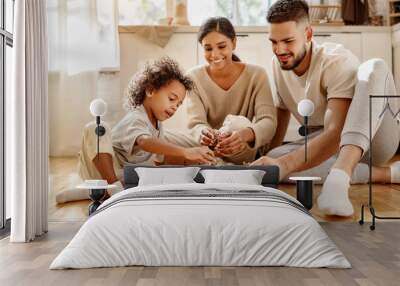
[359,95,400,230]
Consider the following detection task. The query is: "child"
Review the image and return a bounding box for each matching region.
[56,57,216,203]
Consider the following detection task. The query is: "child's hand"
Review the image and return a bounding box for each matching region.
[184,146,216,165]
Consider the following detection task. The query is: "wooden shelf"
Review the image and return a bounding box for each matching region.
[309,4,343,25]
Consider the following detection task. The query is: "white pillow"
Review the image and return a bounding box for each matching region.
[135,167,200,186]
[200,169,266,185]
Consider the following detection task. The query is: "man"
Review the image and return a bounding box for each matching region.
[252,0,400,216]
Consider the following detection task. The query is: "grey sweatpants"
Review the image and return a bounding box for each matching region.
[268,89,400,184]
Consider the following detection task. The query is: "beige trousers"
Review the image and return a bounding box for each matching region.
[77,122,123,181]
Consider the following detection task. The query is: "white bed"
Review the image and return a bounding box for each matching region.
[50,183,350,269]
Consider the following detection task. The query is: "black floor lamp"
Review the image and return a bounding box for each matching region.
[78,99,116,215]
[359,95,400,230]
[90,99,107,160]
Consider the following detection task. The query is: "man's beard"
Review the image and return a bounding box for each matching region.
[278,45,307,71]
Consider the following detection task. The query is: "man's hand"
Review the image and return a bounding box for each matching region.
[183,146,216,165]
[250,155,288,181]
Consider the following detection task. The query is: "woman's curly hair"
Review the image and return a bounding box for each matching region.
[125,57,195,109]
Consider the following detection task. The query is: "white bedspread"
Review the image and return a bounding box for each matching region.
[50,183,350,269]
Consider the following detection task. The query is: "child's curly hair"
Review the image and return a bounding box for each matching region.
[125,57,195,108]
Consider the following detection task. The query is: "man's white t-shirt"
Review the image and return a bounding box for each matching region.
[272,40,360,127]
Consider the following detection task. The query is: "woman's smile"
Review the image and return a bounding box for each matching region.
[212,57,225,63]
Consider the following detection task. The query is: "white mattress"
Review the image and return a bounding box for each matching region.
[50,183,350,269]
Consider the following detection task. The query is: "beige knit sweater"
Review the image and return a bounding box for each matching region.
[187,63,277,150]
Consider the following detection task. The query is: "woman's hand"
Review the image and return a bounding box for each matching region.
[200,128,219,148]
[215,128,254,156]
[183,146,216,165]
[215,130,247,156]
[250,156,288,181]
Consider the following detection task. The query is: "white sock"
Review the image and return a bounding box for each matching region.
[56,180,125,203]
[56,187,90,204]
[390,161,400,183]
[317,168,354,216]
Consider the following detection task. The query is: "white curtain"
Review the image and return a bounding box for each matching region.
[47,0,120,157]
[9,0,49,242]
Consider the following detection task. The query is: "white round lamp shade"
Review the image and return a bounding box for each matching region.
[297,99,315,117]
[90,99,107,117]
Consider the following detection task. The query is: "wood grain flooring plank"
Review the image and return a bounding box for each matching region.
[2,157,400,285]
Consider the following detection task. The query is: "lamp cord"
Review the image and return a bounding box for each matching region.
[96,116,100,161]
[97,125,100,161]
[304,116,308,162]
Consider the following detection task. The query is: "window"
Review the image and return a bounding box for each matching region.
[119,0,166,25]
[5,0,12,32]
[119,0,278,26]
[0,0,13,235]
[237,0,272,26]
[188,0,270,26]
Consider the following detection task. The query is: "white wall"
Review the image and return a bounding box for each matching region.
[49,72,97,157]
[48,70,124,157]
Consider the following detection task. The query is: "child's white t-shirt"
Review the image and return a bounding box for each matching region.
[111,105,163,165]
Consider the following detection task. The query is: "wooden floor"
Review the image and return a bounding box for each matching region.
[1,156,400,286]
[49,157,400,223]
[1,221,400,286]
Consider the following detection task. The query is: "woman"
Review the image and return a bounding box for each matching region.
[177,17,277,164]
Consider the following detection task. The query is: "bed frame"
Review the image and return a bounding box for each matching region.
[123,164,280,189]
